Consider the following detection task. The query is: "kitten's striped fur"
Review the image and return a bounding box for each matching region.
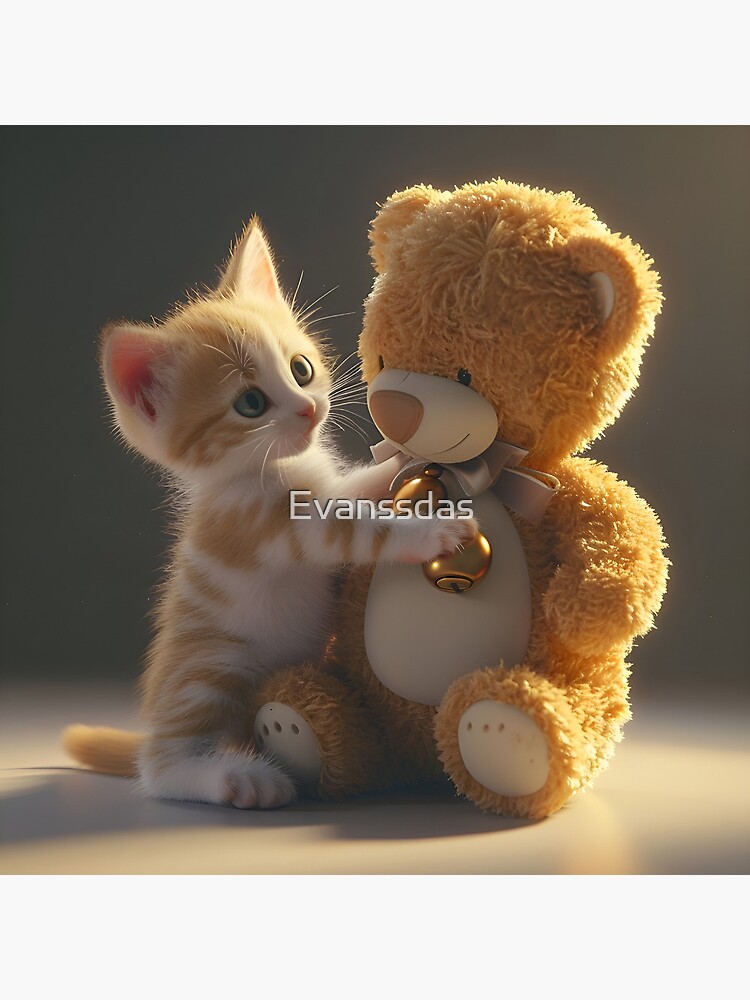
[66,223,475,809]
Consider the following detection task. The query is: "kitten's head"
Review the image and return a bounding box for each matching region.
[101,222,332,484]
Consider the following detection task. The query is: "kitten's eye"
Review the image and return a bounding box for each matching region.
[378,356,385,371]
[457,368,472,386]
[291,354,314,386]
[233,389,268,418]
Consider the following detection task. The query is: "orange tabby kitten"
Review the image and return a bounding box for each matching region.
[65,223,475,809]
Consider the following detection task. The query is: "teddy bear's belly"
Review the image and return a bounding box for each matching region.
[364,492,532,705]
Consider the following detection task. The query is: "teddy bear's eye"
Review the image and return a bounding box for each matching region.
[378,355,385,371]
[457,368,472,386]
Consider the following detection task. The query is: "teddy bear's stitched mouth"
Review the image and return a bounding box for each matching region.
[428,432,471,456]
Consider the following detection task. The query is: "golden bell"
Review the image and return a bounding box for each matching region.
[393,465,493,593]
[392,465,449,511]
[423,530,493,594]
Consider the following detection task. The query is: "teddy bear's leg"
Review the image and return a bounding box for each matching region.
[248,664,392,800]
[434,660,629,820]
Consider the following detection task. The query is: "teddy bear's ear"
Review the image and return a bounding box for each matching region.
[566,233,662,351]
[369,185,439,273]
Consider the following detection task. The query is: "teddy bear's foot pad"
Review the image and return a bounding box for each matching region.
[254,702,322,785]
[457,700,549,797]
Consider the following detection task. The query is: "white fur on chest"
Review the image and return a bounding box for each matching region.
[179,543,334,669]
[364,491,531,705]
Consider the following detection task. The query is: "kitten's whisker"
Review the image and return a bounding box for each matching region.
[243,421,275,437]
[296,285,339,322]
[202,343,240,368]
[330,382,359,397]
[328,379,367,396]
[331,423,371,447]
[232,331,254,373]
[297,305,322,325]
[330,382,367,396]
[328,413,372,446]
[331,408,373,429]
[328,350,360,376]
[269,439,282,490]
[329,378,365,396]
[277,453,291,490]
[230,333,250,372]
[331,396,365,410]
[290,269,304,313]
[332,404,372,423]
[329,370,363,391]
[239,434,270,471]
[236,424,276,479]
[330,405,369,415]
[307,311,356,325]
[260,440,276,496]
[329,361,362,380]
[328,385,367,399]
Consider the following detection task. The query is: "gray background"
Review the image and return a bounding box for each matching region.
[1,126,748,701]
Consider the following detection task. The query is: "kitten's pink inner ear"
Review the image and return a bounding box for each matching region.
[235,228,282,300]
[250,248,279,298]
[109,332,168,420]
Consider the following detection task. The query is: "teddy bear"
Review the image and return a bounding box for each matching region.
[250,178,669,819]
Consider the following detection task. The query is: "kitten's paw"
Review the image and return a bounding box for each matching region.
[222,754,296,809]
[138,752,296,810]
[412,515,478,562]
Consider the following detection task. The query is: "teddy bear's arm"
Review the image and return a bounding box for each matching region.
[541,456,669,658]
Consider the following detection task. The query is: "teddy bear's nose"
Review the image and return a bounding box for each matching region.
[369,389,424,444]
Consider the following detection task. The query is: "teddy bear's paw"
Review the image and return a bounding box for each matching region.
[457,700,549,798]
[254,702,323,786]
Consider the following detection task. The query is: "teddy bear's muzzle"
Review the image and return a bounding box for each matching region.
[367,368,499,464]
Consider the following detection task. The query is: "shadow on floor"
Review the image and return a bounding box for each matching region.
[0,767,534,847]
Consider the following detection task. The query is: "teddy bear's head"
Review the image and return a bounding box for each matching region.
[360,179,662,469]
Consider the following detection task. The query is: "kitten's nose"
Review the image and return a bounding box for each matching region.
[297,402,316,425]
[369,390,423,445]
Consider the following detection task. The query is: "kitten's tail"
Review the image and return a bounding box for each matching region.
[62,725,143,778]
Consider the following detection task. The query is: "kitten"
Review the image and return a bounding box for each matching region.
[65,222,475,809]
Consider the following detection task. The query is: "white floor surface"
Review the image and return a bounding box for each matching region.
[1,683,748,875]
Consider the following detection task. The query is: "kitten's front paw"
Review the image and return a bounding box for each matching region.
[416,515,478,563]
[360,453,411,500]
[138,751,296,810]
[223,755,296,809]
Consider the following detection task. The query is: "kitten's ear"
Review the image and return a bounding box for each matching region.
[100,323,175,426]
[218,220,283,302]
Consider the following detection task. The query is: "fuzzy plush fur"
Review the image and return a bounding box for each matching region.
[254,178,669,819]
